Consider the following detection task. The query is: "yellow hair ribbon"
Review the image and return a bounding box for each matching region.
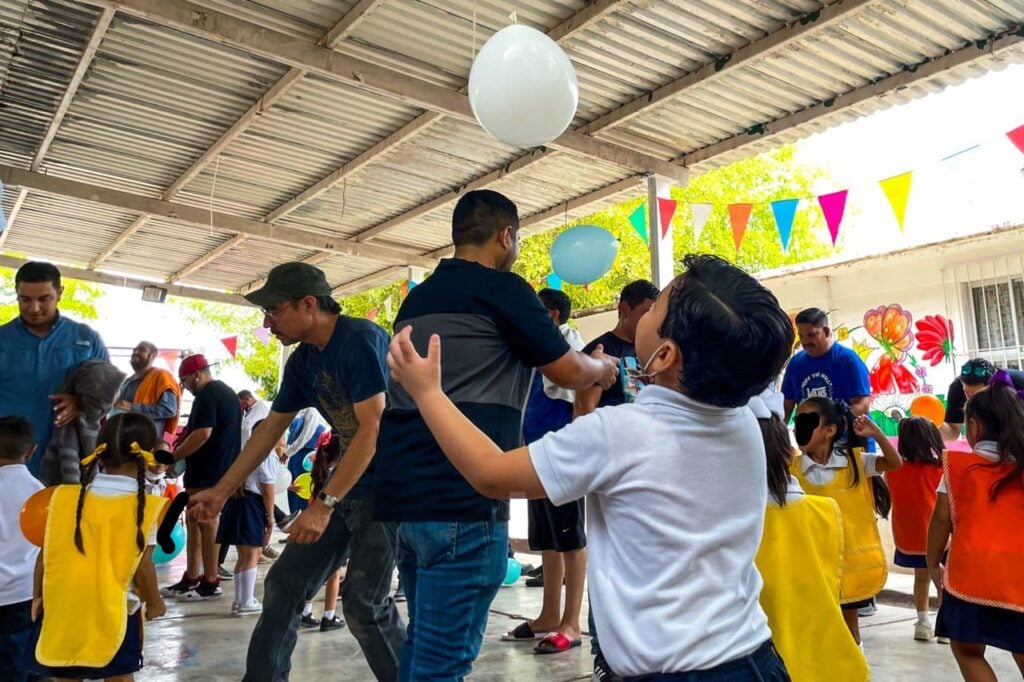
[129,442,158,467]
[80,443,107,467]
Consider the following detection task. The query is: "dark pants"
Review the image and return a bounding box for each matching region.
[622,641,790,682]
[0,600,34,682]
[244,499,405,681]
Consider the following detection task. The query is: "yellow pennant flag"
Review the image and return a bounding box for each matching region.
[879,172,913,232]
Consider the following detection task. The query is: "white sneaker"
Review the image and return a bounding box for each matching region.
[231,602,240,615]
[914,622,934,641]
[937,636,950,644]
[234,599,263,616]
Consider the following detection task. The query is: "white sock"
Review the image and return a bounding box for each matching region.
[917,611,931,625]
[302,602,313,617]
[324,609,335,620]
[236,567,257,605]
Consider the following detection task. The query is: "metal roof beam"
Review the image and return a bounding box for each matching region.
[0,166,437,269]
[238,251,332,296]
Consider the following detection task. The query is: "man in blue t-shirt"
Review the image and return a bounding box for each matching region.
[373,190,619,680]
[190,262,405,682]
[782,307,872,424]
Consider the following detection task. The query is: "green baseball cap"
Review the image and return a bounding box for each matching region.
[244,262,332,308]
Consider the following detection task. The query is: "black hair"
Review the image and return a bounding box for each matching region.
[620,280,659,309]
[237,390,255,401]
[964,382,1024,499]
[959,357,996,387]
[311,431,343,496]
[897,417,943,466]
[15,261,62,289]
[800,396,891,518]
[758,414,794,506]
[75,413,158,554]
[538,288,571,325]
[451,190,519,247]
[0,416,34,459]
[659,254,792,407]
[315,295,342,315]
[794,307,828,327]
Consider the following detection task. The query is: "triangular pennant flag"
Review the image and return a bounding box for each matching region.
[367,307,378,322]
[400,280,409,299]
[384,295,394,320]
[690,203,712,243]
[628,203,648,243]
[158,349,179,374]
[407,279,417,291]
[817,190,848,246]
[727,203,753,252]
[769,198,799,252]
[583,283,590,292]
[221,336,238,358]
[546,273,563,291]
[656,198,678,240]
[1007,124,1024,154]
[252,326,270,345]
[879,172,913,232]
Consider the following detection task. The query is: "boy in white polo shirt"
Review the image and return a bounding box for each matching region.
[386,254,794,680]
[0,416,44,681]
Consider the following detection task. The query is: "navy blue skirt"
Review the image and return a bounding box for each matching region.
[936,590,1024,653]
[217,491,268,547]
[29,611,143,677]
[894,548,928,569]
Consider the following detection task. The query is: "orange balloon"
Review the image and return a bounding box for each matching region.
[20,486,56,547]
[910,394,945,428]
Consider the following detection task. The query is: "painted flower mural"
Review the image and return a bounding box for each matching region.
[914,315,955,367]
[863,304,919,394]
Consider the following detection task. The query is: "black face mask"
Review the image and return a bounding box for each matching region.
[794,413,821,447]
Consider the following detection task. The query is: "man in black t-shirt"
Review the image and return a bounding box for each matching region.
[161,354,241,601]
[940,357,1024,441]
[575,279,657,682]
[373,190,619,680]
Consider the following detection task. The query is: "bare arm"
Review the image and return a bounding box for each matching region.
[31,552,43,621]
[260,481,275,546]
[849,395,871,416]
[133,547,165,619]
[539,348,618,392]
[574,385,602,418]
[853,415,902,472]
[926,492,952,591]
[288,394,386,544]
[172,427,212,461]
[783,399,796,423]
[940,422,962,442]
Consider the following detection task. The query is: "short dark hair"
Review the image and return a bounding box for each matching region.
[15,261,61,289]
[659,255,791,408]
[794,307,828,327]
[620,280,659,308]
[451,190,519,247]
[316,295,341,315]
[959,357,996,387]
[538,288,571,325]
[0,416,34,459]
[237,390,255,401]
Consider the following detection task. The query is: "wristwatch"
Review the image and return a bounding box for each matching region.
[316,491,340,508]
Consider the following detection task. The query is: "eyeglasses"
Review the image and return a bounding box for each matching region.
[960,363,992,379]
[261,300,296,319]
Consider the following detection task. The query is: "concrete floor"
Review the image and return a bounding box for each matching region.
[140,542,1022,681]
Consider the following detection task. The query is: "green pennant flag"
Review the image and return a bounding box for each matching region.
[628,203,648,243]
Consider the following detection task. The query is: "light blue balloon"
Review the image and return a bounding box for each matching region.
[303,453,315,472]
[153,523,186,564]
[502,557,522,586]
[549,225,619,285]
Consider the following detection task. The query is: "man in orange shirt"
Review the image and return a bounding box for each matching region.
[113,341,181,440]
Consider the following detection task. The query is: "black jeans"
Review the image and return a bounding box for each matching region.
[244,499,405,681]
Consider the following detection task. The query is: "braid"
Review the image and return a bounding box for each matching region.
[73,459,96,554]
[135,459,146,553]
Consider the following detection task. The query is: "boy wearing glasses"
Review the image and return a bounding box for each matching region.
[940,357,1024,441]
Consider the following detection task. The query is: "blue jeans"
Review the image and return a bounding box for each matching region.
[622,641,790,681]
[396,514,507,681]
[245,499,405,681]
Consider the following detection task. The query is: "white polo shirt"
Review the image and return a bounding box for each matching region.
[0,463,43,606]
[529,385,771,676]
[241,400,271,447]
[244,451,280,495]
[800,448,882,486]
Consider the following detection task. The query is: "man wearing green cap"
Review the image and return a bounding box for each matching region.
[190,261,405,681]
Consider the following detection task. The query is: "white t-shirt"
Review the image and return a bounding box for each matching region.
[0,464,44,606]
[245,451,280,495]
[529,385,771,675]
[241,400,271,447]
[800,448,881,486]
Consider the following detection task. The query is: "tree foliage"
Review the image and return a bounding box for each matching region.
[0,267,103,323]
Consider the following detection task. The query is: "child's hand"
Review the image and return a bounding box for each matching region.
[145,597,167,621]
[852,414,882,438]
[387,327,441,400]
[929,564,944,594]
[31,597,42,622]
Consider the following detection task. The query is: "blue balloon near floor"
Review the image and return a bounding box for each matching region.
[303,453,315,472]
[172,458,186,478]
[153,523,185,564]
[503,558,522,586]
[550,225,619,285]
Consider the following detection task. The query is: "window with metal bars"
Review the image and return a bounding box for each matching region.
[969,278,1024,370]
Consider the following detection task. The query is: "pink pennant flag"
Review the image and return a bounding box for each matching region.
[252,326,271,345]
[158,349,179,374]
[657,198,678,240]
[1007,124,1024,154]
[817,190,848,246]
[221,336,238,358]
[728,203,754,252]
[367,307,379,322]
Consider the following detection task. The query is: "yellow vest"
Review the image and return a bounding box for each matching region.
[36,484,166,668]
[792,453,887,603]
[756,495,870,681]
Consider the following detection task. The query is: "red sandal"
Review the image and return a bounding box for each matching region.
[533,632,582,654]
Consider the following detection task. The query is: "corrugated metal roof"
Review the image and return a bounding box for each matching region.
[1,0,1022,300]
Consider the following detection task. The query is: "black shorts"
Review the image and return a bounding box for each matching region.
[216,491,268,547]
[527,497,586,552]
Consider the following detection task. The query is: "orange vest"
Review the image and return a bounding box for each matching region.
[943,451,1024,612]
[886,462,942,555]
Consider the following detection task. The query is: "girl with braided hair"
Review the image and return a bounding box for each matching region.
[27,412,168,680]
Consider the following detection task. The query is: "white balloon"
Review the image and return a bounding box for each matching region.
[469,24,579,148]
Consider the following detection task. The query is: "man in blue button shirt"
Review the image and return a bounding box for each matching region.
[0,262,108,476]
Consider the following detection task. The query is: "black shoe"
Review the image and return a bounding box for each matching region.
[593,652,621,682]
[320,615,346,632]
[299,614,319,629]
[525,565,544,579]
[394,585,406,602]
